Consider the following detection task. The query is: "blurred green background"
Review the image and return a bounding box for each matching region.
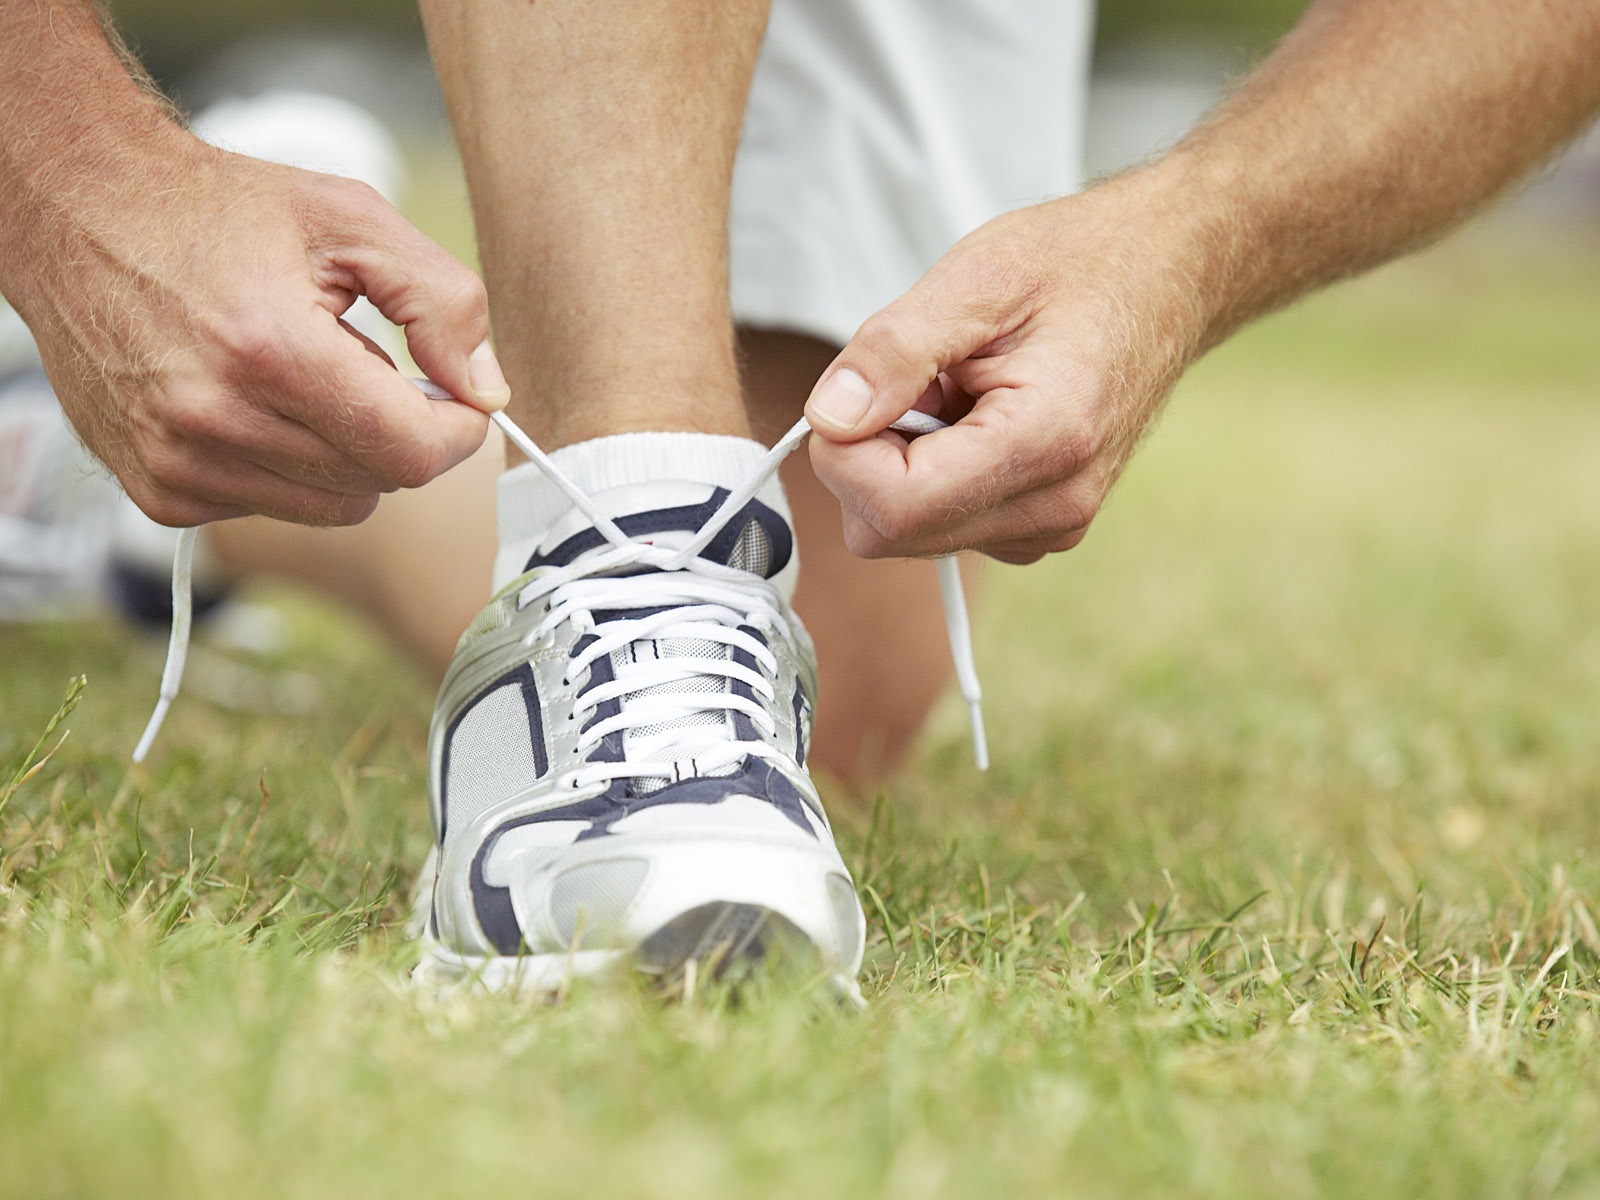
[108,0,1308,85]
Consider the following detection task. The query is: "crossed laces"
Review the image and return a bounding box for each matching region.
[133,380,988,772]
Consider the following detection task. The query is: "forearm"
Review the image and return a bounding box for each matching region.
[0,1,192,310]
[1134,0,1600,354]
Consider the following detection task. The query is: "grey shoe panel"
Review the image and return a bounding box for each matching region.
[438,662,549,850]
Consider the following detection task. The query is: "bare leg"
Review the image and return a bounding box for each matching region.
[744,330,969,786]
[418,0,770,449]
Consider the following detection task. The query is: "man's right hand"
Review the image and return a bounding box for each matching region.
[7,126,507,528]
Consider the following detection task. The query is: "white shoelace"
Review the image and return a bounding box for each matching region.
[133,381,988,770]
[517,547,791,790]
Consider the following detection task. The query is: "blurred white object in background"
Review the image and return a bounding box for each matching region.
[0,368,120,617]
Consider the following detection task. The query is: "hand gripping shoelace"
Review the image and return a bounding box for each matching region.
[132,380,988,771]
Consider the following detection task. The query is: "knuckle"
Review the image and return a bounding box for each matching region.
[1050,423,1099,477]
[211,315,287,377]
[299,456,366,493]
[1050,527,1088,553]
[857,309,928,376]
[384,438,439,490]
[161,390,224,442]
[140,439,193,493]
[125,477,194,528]
[277,488,374,528]
[842,519,893,561]
[989,546,1044,567]
[338,177,387,214]
[301,173,384,221]
[863,494,925,544]
[438,272,489,331]
[989,489,1096,553]
[1054,495,1098,535]
[327,493,381,527]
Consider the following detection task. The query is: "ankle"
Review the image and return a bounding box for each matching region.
[492,429,791,592]
[502,366,749,452]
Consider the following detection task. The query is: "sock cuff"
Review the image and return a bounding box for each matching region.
[495,431,792,589]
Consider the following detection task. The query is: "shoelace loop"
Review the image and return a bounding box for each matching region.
[516,547,790,789]
[133,380,988,771]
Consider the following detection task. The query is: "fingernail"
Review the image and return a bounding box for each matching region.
[808,368,873,434]
[468,340,510,411]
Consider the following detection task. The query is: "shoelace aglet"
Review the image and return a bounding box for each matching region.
[132,526,199,764]
[968,700,990,773]
[934,555,987,771]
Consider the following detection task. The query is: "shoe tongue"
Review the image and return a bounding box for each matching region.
[524,482,791,581]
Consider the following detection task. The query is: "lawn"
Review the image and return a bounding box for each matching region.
[3,208,1599,1197]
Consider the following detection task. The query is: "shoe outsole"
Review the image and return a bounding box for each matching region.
[413,900,864,1008]
[636,901,809,980]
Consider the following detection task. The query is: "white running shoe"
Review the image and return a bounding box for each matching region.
[414,445,867,1000]
[0,365,119,618]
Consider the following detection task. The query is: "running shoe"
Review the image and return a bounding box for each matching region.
[413,449,867,1000]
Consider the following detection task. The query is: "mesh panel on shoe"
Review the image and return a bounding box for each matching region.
[612,636,738,796]
[463,604,505,640]
[726,517,773,577]
[445,681,541,851]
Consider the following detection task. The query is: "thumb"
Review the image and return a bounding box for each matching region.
[804,286,997,442]
[325,192,511,414]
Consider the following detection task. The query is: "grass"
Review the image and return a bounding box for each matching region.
[4,213,1600,1197]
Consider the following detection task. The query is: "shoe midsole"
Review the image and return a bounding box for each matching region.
[429,834,864,971]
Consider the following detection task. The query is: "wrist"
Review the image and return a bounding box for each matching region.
[1106,149,1259,358]
[0,107,203,315]
[0,0,197,312]
[1049,161,1235,393]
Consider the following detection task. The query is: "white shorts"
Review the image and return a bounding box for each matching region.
[731,0,1095,347]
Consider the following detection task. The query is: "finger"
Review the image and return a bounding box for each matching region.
[305,177,510,413]
[978,528,1091,565]
[837,498,1089,564]
[812,389,1083,534]
[121,486,252,530]
[165,386,403,495]
[239,418,396,495]
[834,475,1096,560]
[813,404,1103,557]
[805,271,1011,443]
[126,449,380,528]
[255,317,490,492]
[919,374,978,424]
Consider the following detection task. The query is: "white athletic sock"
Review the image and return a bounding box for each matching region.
[492,432,796,594]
